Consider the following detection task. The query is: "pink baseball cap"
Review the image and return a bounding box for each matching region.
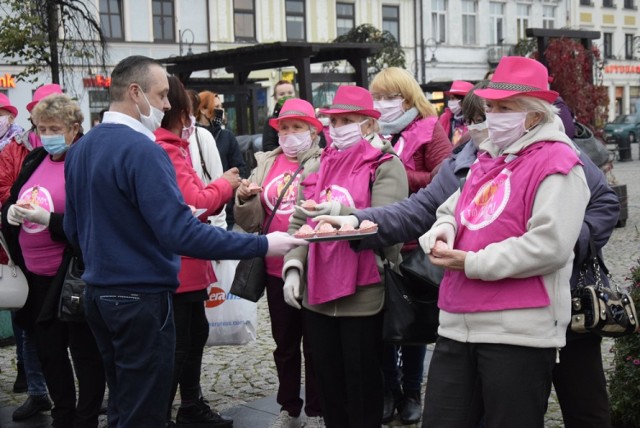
[475,57,558,104]
[0,93,18,117]
[269,98,323,131]
[319,86,381,119]
[27,84,63,113]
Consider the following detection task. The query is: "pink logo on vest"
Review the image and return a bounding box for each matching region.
[319,185,355,208]
[460,169,511,230]
[18,185,53,234]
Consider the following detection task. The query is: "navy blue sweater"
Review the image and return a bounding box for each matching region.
[64,123,268,292]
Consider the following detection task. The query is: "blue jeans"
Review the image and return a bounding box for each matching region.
[85,286,175,428]
[383,344,427,393]
[11,312,48,396]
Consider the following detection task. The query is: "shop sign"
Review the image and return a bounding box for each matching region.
[604,65,640,74]
[83,75,111,88]
[0,73,16,88]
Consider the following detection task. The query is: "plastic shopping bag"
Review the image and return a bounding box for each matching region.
[205,259,258,346]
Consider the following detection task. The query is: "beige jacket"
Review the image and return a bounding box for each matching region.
[283,135,408,317]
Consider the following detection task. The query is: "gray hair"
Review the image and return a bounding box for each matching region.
[110,55,163,102]
[511,96,559,124]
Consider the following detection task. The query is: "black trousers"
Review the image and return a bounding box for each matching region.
[31,274,105,428]
[169,297,210,411]
[553,334,611,428]
[421,337,556,428]
[304,309,384,428]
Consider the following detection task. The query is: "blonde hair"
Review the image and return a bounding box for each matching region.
[370,67,437,118]
[31,93,83,132]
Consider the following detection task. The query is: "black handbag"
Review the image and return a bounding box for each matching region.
[571,239,638,337]
[383,251,442,345]
[230,159,307,302]
[58,255,86,322]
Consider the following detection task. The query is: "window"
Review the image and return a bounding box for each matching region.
[624,0,635,8]
[489,2,504,45]
[603,0,615,7]
[286,0,306,41]
[603,32,613,59]
[99,0,123,40]
[461,0,477,45]
[234,0,256,41]
[431,0,447,44]
[543,5,555,29]
[336,3,355,36]
[516,3,530,41]
[579,0,592,4]
[625,33,634,59]
[152,0,174,42]
[382,5,400,42]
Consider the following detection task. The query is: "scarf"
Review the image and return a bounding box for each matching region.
[379,107,419,135]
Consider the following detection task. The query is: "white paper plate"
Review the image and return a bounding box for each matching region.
[193,208,208,217]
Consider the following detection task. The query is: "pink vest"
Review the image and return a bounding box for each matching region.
[392,117,436,170]
[304,139,391,305]
[440,142,581,313]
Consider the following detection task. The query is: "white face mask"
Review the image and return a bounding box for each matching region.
[136,90,164,132]
[318,117,330,127]
[467,121,488,147]
[330,120,368,151]
[486,112,528,150]
[0,116,11,137]
[279,130,313,157]
[448,99,462,116]
[374,98,405,123]
[182,115,196,140]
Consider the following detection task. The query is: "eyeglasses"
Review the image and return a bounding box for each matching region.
[372,93,402,101]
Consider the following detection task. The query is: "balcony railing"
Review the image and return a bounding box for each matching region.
[486,44,514,66]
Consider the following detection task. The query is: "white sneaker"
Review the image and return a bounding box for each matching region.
[304,416,326,427]
[270,410,301,428]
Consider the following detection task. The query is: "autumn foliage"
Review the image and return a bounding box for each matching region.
[541,38,609,130]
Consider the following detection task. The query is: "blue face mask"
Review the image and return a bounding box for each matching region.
[40,134,69,155]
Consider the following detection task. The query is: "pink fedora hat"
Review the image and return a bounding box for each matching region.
[475,57,559,103]
[445,80,474,96]
[319,85,381,119]
[27,83,63,113]
[0,93,18,117]
[269,98,323,131]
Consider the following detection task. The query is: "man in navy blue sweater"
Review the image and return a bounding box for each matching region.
[64,56,306,428]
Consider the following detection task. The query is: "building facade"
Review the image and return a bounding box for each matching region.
[1,0,638,133]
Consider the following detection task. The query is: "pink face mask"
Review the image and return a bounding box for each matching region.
[279,130,312,157]
[181,115,196,140]
[486,112,528,150]
[330,120,368,151]
[374,98,405,123]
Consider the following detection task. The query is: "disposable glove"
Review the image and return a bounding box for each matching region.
[283,269,302,309]
[6,204,23,226]
[418,223,455,254]
[14,204,51,227]
[294,201,341,218]
[313,214,359,229]
[265,231,308,257]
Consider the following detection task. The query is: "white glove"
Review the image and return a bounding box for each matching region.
[265,231,308,257]
[15,204,50,227]
[294,201,341,218]
[313,214,359,229]
[418,223,455,254]
[6,204,23,226]
[283,269,302,309]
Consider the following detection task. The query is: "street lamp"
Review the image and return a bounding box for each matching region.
[425,38,440,66]
[179,29,194,56]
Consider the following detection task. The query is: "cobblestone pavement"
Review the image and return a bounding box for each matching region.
[0,145,638,427]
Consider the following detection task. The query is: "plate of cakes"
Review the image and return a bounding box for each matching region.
[293,220,378,242]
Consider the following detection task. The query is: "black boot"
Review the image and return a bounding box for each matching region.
[399,390,422,424]
[13,362,27,393]
[382,388,403,424]
[12,394,52,421]
[176,397,233,427]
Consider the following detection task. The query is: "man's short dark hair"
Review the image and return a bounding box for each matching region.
[110,56,163,102]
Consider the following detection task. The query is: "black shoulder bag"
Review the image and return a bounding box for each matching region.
[230,159,307,302]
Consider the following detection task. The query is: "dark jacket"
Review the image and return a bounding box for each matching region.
[205,124,247,178]
[1,148,70,328]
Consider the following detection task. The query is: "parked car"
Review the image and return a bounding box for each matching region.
[602,114,640,144]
